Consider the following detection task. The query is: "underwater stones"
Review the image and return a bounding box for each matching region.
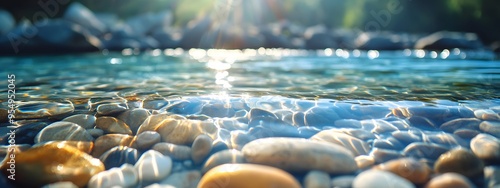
[311,130,371,156]
[202,149,246,173]
[242,137,357,174]
[157,170,201,188]
[137,114,180,134]
[474,109,500,120]
[485,166,500,188]
[370,148,404,163]
[304,106,341,127]
[35,121,93,144]
[392,131,422,145]
[155,119,217,145]
[99,146,139,170]
[375,158,431,184]
[135,150,173,182]
[248,108,277,120]
[63,114,96,129]
[331,175,356,188]
[15,101,74,119]
[403,142,449,161]
[96,103,127,116]
[0,122,48,145]
[63,2,106,35]
[152,142,192,161]
[355,155,375,169]
[199,164,301,188]
[480,121,500,137]
[88,164,138,188]
[0,142,104,187]
[191,134,213,164]
[95,116,133,135]
[201,103,235,117]
[470,133,500,163]
[92,134,135,157]
[304,170,331,188]
[440,118,481,132]
[434,148,484,177]
[135,131,161,150]
[425,173,475,188]
[352,169,415,188]
[117,108,150,135]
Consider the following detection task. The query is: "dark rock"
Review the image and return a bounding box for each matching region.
[0,122,48,145]
[304,25,337,49]
[150,28,179,49]
[415,31,484,50]
[179,17,212,49]
[63,2,106,36]
[355,32,416,50]
[304,106,341,128]
[36,19,102,53]
[403,142,449,161]
[165,98,203,115]
[99,146,139,170]
[201,103,235,118]
[0,9,15,35]
[125,11,172,36]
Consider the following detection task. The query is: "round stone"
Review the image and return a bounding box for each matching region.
[95,116,132,135]
[34,141,93,154]
[304,106,341,127]
[403,142,449,161]
[242,137,357,174]
[117,108,150,135]
[62,114,96,129]
[91,134,135,158]
[136,131,161,150]
[352,170,415,188]
[34,121,94,144]
[155,119,217,145]
[152,142,192,161]
[375,158,431,184]
[41,181,78,188]
[134,150,173,182]
[485,166,500,188]
[96,103,127,116]
[304,170,330,188]
[0,142,104,187]
[191,134,213,164]
[434,148,484,177]
[87,128,104,139]
[355,155,375,170]
[199,164,301,188]
[157,170,201,188]
[331,175,355,188]
[202,149,246,173]
[470,133,500,163]
[88,164,138,188]
[440,118,481,132]
[15,101,74,119]
[99,146,139,170]
[480,121,500,137]
[311,130,371,156]
[425,173,475,188]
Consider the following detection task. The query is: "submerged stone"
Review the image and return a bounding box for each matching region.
[34,121,93,144]
[434,148,484,177]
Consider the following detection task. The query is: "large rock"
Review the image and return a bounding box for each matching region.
[15,101,74,119]
[415,31,484,50]
[242,137,357,174]
[63,2,107,36]
[0,9,15,34]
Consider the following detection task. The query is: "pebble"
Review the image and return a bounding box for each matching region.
[248,108,278,120]
[353,169,415,188]
[95,116,133,135]
[375,158,431,184]
[474,109,500,120]
[355,155,375,169]
[304,106,341,127]
[92,134,135,157]
[202,149,246,173]
[434,148,484,177]
[143,98,169,110]
[137,114,184,134]
[242,137,357,174]
[201,103,235,117]
[454,129,480,140]
[480,121,500,137]
[87,128,104,139]
[96,103,127,115]
[331,175,356,188]
[403,142,449,161]
[34,121,94,144]
[88,164,138,188]
[155,119,217,145]
[425,173,475,188]
[0,142,104,187]
[304,170,331,188]
[311,130,371,156]
[157,170,201,188]
[370,148,404,163]
[41,182,78,188]
[15,101,74,119]
[34,141,93,154]
[198,164,301,188]
[485,166,500,188]
[440,118,481,132]
[99,146,139,170]
[134,150,173,182]
[373,137,405,150]
[191,134,213,164]
[136,131,161,150]
[62,114,96,129]
[118,108,150,135]
[470,133,500,163]
[370,119,400,134]
[152,142,192,161]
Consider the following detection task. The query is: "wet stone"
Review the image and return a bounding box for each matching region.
[157,170,201,188]
[407,116,439,130]
[143,98,169,110]
[311,130,371,156]
[117,108,150,135]
[355,155,375,169]
[370,148,404,164]
[155,119,217,146]
[88,164,138,188]
[199,164,301,188]
[334,119,362,129]
[0,122,48,145]
[191,134,213,165]
[34,141,93,154]
[92,134,135,157]
[375,158,431,184]
[434,148,484,177]
[454,129,480,140]
[292,111,306,126]
[152,142,192,161]
[475,109,500,120]
[0,144,30,157]
[134,150,173,182]
[425,173,475,188]
[201,103,235,117]
[392,130,422,145]
[369,119,399,134]
[35,121,94,144]
[99,146,139,170]
[352,169,415,188]
[242,137,357,174]
[135,131,161,150]
[87,128,104,139]
[304,170,331,188]
[373,137,405,150]
[15,101,74,119]
[480,121,500,137]
[95,116,133,135]
[202,149,246,173]
[304,106,341,127]
[331,175,355,188]
[424,132,469,148]
[96,103,127,116]
[484,166,500,188]
[137,114,180,134]
[470,133,500,164]
[248,108,278,120]
[62,114,96,129]
[42,181,78,188]
[165,99,203,115]
[440,118,481,132]
[0,142,104,187]
[403,142,449,161]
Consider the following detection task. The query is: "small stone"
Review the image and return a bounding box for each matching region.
[96,103,127,115]
[485,166,500,188]
[454,129,480,140]
[134,150,173,182]
[198,164,301,188]
[15,101,74,119]
[0,142,104,187]
[470,133,500,163]
[370,148,404,163]
[191,134,213,164]
[42,182,78,188]
[99,146,139,170]
[311,130,371,156]
[242,137,357,174]
[136,131,161,150]
[474,109,500,120]
[304,170,331,188]
[62,114,96,129]
[157,170,201,188]
[144,184,175,188]
[355,155,375,170]
[440,118,481,132]
[137,114,183,134]
[34,121,94,144]
[353,169,415,188]
[375,158,431,184]
[117,108,150,135]
[392,131,422,145]
[248,108,278,120]
[88,164,138,188]
[403,142,449,161]
[434,148,484,177]
[152,142,192,161]
[155,119,217,146]
[331,175,355,188]
[304,106,341,127]
[95,116,133,135]
[202,149,246,173]
[480,121,500,137]
[91,134,135,157]
[425,173,475,188]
